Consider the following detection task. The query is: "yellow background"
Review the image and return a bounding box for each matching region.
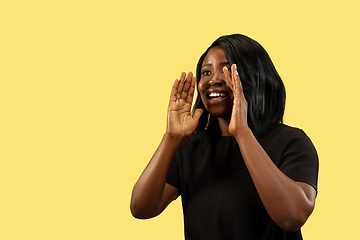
[1,0,359,239]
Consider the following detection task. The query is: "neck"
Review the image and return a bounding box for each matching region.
[217,117,231,136]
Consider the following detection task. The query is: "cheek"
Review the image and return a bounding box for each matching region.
[198,79,205,91]
[198,78,208,96]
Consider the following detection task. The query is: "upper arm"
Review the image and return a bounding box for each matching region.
[279,129,319,199]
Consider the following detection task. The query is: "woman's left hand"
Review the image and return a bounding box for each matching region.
[224,65,316,232]
[223,64,249,137]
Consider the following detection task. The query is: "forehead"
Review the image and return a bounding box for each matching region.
[202,46,228,65]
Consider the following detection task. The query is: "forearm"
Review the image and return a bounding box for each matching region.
[130,133,183,218]
[235,128,315,231]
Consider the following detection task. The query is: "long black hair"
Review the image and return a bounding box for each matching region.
[192,34,286,139]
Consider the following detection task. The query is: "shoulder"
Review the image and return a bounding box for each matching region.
[270,124,306,136]
[261,124,312,144]
[262,124,318,164]
[259,124,318,162]
[267,125,319,189]
[279,124,315,149]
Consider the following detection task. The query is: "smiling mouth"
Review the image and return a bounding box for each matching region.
[208,92,227,98]
[207,92,228,104]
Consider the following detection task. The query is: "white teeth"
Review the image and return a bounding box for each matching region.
[209,92,226,98]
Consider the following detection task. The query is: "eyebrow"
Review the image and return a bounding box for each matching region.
[202,62,230,68]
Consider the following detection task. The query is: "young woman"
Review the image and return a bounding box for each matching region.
[130,34,319,240]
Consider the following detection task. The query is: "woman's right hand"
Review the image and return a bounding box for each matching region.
[167,72,204,139]
[131,71,203,219]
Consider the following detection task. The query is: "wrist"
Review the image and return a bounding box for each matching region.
[233,127,252,139]
[163,132,186,143]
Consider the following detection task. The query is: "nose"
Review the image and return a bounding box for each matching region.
[208,71,225,86]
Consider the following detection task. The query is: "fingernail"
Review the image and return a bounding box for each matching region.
[234,64,237,70]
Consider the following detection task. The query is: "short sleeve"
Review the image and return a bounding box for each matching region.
[279,129,319,191]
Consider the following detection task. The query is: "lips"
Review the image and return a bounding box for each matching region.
[206,89,230,104]
[209,92,227,98]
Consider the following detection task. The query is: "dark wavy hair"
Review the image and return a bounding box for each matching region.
[192,34,286,139]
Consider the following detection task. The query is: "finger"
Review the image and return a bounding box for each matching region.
[223,66,234,90]
[182,72,193,92]
[181,72,193,99]
[170,79,180,103]
[231,64,248,107]
[185,75,196,104]
[230,64,237,93]
[231,64,243,92]
[177,72,186,96]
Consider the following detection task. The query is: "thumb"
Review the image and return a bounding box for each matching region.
[192,109,204,123]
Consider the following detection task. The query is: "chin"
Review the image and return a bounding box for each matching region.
[206,107,232,119]
[203,97,233,119]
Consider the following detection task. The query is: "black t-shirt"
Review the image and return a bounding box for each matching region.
[166,124,319,240]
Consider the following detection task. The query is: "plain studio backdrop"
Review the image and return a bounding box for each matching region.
[1,1,359,239]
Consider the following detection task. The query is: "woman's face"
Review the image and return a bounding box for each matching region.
[198,46,234,119]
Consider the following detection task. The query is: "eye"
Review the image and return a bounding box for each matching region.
[202,70,211,76]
